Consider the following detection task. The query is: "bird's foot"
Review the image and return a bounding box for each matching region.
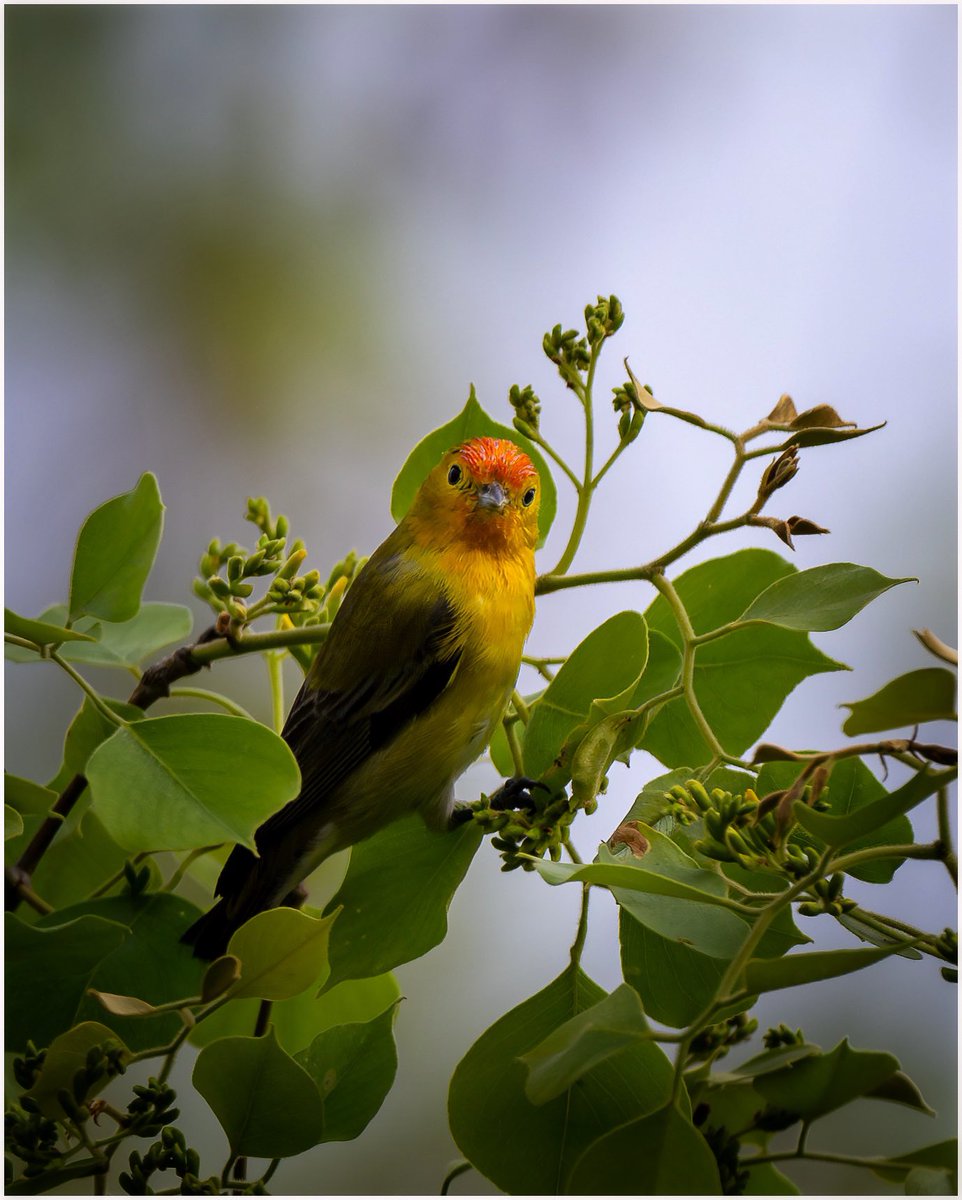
[448,804,476,828]
[487,775,550,814]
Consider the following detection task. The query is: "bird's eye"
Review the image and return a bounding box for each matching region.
[522,487,536,507]
[447,464,463,486]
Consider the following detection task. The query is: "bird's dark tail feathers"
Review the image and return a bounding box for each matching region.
[181,897,247,962]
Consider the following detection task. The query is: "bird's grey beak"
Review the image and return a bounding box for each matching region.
[475,481,508,512]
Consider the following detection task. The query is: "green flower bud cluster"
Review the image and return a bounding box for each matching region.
[193,527,292,616]
[662,780,828,877]
[4,1099,60,1178]
[124,1077,180,1138]
[688,1013,758,1064]
[471,790,573,872]
[663,781,774,870]
[543,324,591,390]
[5,1036,130,1179]
[780,843,823,879]
[611,379,648,443]
[11,1041,46,1090]
[798,873,855,918]
[120,1126,216,1196]
[584,294,625,347]
[508,384,542,435]
[61,1039,127,1114]
[265,548,325,613]
[763,1023,805,1049]
[935,928,957,964]
[192,498,361,636]
[700,1124,749,1196]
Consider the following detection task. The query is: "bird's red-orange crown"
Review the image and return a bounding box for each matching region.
[454,437,537,488]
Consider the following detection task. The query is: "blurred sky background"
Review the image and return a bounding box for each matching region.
[5,5,957,1195]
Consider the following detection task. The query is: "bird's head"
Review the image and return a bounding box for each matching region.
[411,436,541,552]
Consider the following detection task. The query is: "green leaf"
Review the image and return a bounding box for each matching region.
[86,713,301,852]
[193,1028,327,1158]
[5,804,24,840]
[25,1021,130,1119]
[4,913,129,1051]
[322,814,481,990]
[743,941,910,995]
[5,606,97,648]
[836,912,923,959]
[200,956,242,1003]
[740,563,913,632]
[792,766,954,856]
[528,851,746,944]
[620,908,729,1028]
[34,813,132,912]
[523,612,649,778]
[732,1041,822,1079]
[294,1001,400,1141]
[520,983,651,1105]
[5,764,136,913]
[58,603,193,669]
[743,1162,800,1194]
[842,668,958,735]
[868,1141,959,1187]
[68,472,165,623]
[865,1070,936,1115]
[601,833,750,959]
[47,696,145,793]
[448,965,675,1194]
[566,1103,722,1195]
[753,1038,907,1121]
[34,893,205,1051]
[618,858,806,1029]
[89,989,163,1017]
[640,550,845,767]
[190,972,400,1055]
[905,1167,955,1194]
[228,907,336,1000]
[390,388,557,548]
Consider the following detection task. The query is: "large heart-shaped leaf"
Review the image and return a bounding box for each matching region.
[86,714,300,852]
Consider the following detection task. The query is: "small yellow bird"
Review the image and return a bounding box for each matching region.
[184,436,540,958]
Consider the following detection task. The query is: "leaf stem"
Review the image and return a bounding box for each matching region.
[569,883,591,969]
[831,841,943,876]
[525,430,582,490]
[504,718,526,777]
[649,573,730,767]
[162,845,222,893]
[669,850,833,1103]
[548,348,599,577]
[267,650,285,734]
[3,868,53,914]
[167,686,253,719]
[936,785,958,887]
[440,1160,473,1195]
[88,852,151,900]
[704,443,746,524]
[49,650,126,727]
[511,689,532,725]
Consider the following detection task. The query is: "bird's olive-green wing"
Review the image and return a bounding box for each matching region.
[252,548,463,845]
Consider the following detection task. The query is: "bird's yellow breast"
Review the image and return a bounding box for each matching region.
[336,540,535,832]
